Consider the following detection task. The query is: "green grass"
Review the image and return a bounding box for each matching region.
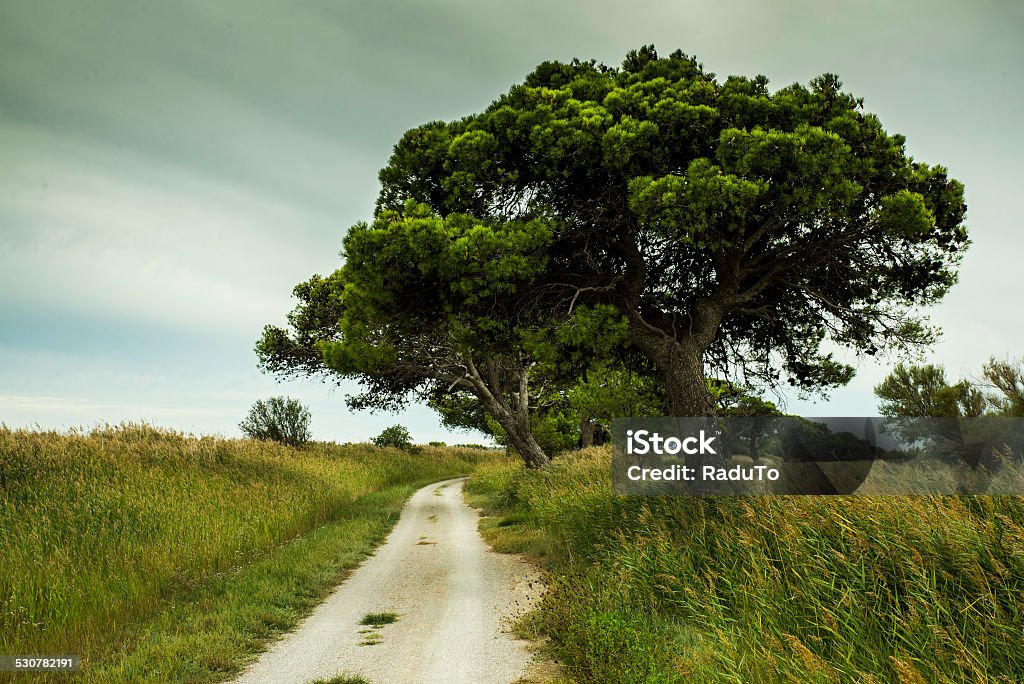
[358,611,398,627]
[309,676,370,684]
[0,423,496,682]
[467,447,1024,683]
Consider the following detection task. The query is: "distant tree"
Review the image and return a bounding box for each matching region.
[239,397,311,448]
[980,358,1024,417]
[874,363,984,418]
[875,359,1024,466]
[371,425,416,451]
[874,358,1024,419]
[712,382,784,461]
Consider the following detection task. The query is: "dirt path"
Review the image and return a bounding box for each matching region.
[233,478,543,684]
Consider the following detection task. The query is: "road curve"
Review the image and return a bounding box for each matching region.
[233,478,542,684]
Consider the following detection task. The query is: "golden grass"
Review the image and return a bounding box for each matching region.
[468,447,1024,683]
[0,423,491,663]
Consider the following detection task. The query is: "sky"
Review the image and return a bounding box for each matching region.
[1,0,1022,442]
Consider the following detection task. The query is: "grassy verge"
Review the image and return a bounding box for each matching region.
[0,423,495,681]
[466,447,1024,683]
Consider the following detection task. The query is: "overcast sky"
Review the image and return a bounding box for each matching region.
[1,0,1021,442]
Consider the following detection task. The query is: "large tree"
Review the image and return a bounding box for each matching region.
[376,46,968,415]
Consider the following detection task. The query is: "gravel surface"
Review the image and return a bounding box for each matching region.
[233,478,543,684]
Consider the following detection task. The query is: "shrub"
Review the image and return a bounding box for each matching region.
[239,396,312,448]
[371,425,415,451]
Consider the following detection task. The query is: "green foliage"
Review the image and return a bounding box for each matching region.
[258,202,564,467]
[432,348,664,456]
[874,358,1024,452]
[428,304,664,453]
[239,396,312,448]
[568,362,668,423]
[468,450,1024,683]
[525,408,579,456]
[330,204,555,356]
[873,359,1024,418]
[875,363,980,418]
[980,357,1024,417]
[428,389,496,436]
[371,424,415,451]
[376,46,968,413]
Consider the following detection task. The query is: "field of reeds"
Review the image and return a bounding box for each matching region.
[467,447,1024,683]
[0,423,494,681]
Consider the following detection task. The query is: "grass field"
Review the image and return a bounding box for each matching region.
[467,447,1024,683]
[0,423,495,681]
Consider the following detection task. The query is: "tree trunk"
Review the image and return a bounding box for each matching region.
[627,300,722,417]
[499,419,550,469]
[579,418,594,448]
[478,398,551,468]
[462,357,550,468]
[663,342,716,416]
[631,330,715,416]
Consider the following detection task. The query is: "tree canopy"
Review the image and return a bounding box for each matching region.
[258,203,564,467]
[377,45,968,415]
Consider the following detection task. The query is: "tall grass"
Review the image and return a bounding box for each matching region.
[0,423,490,663]
[467,447,1024,683]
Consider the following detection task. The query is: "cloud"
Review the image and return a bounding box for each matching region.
[0,394,224,418]
[0,0,1021,438]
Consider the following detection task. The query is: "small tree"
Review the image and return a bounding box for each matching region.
[875,364,984,418]
[875,359,1024,466]
[239,396,312,448]
[372,424,415,451]
[715,384,784,461]
[980,358,1024,417]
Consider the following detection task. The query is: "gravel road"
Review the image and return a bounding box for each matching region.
[233,478,543,684]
